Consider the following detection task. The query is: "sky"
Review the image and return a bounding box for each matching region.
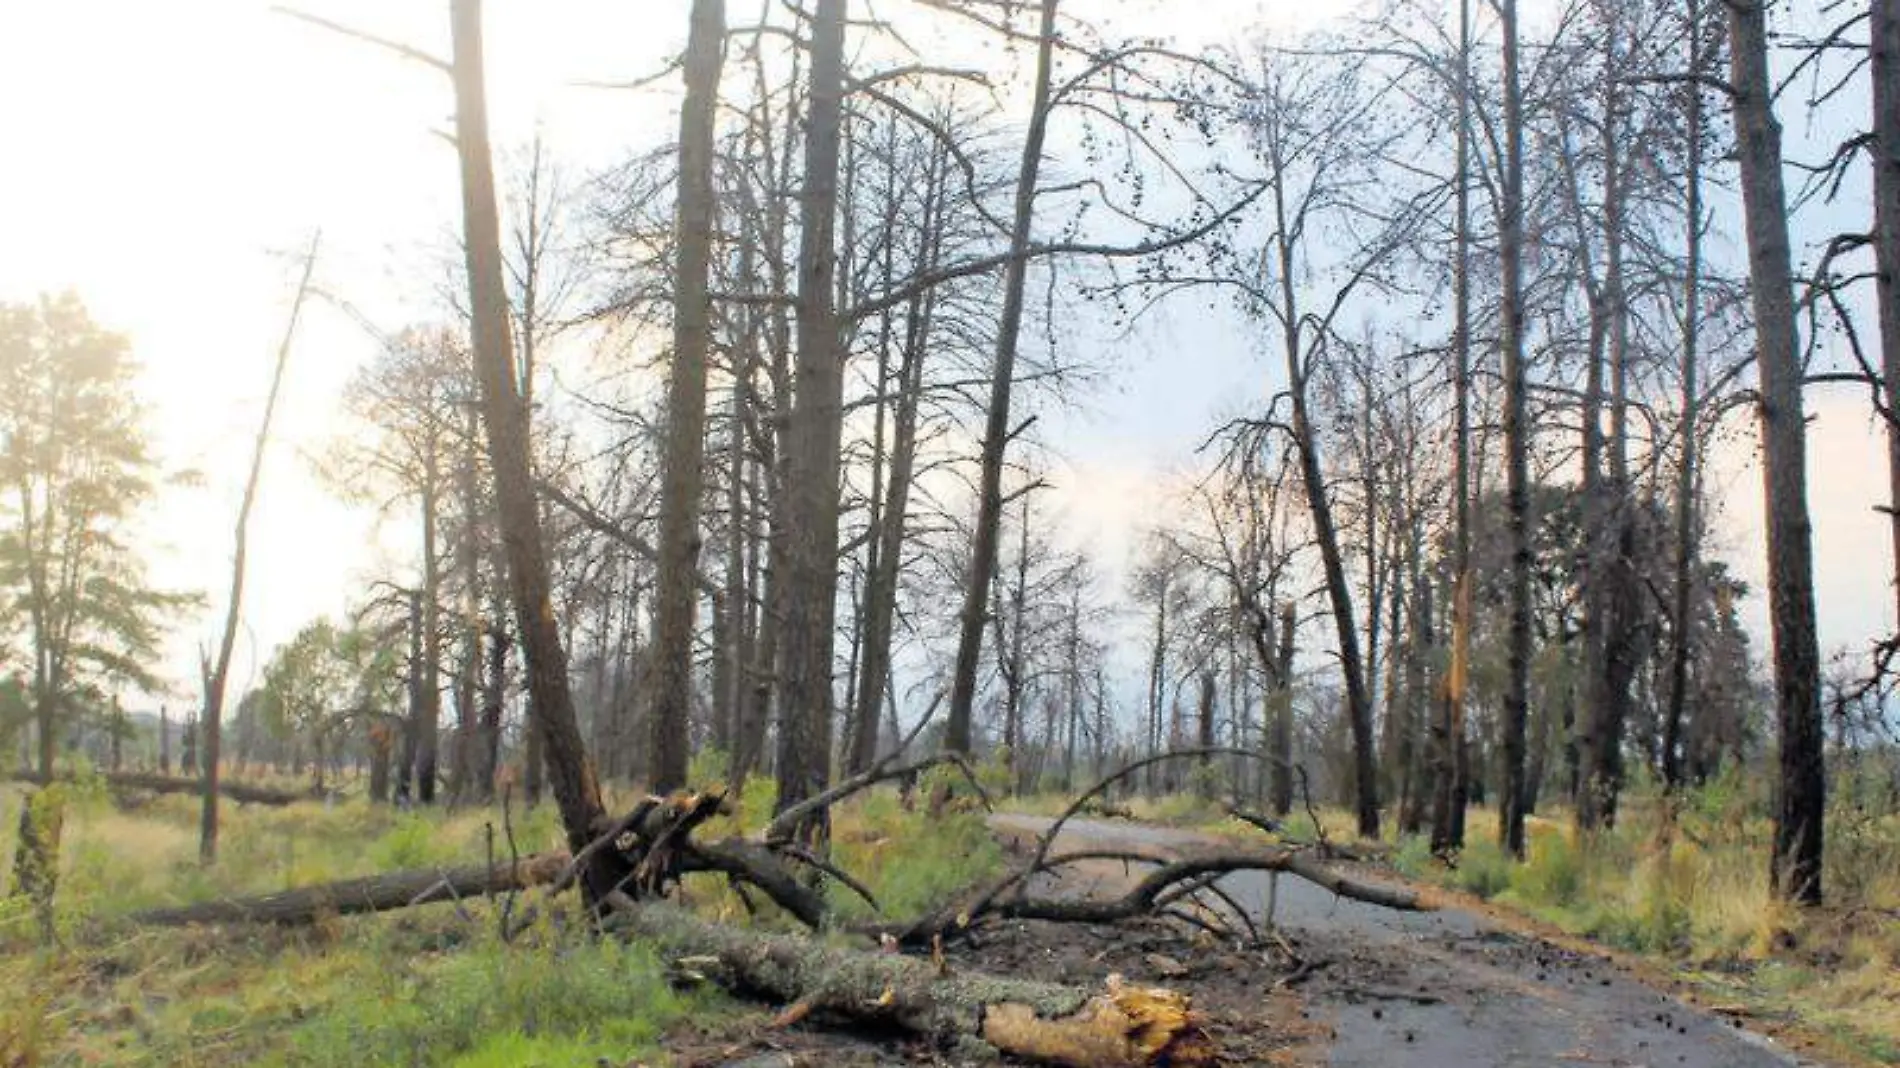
[0,0,1891,714]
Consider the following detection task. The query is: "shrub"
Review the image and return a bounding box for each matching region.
[1510,822,1582,907]
[368,814,458,872]
[1453,840,1514,900]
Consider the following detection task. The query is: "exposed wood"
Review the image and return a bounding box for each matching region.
[608,902,1217,1068]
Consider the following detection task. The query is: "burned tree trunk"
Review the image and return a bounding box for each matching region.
[448,0,616,892]
[774,0,848,826]
[945,0,1060,755]
[11,789,63,941]
[1432,0,1475,858]
[1875,0,1900,629]
[199,237,314,862]
[1494,0,1531,860]
[1269,602,1295,817]
[648,0,727,793]
[1664,0,1708,791]
[1727,0,1824,903]
[10,770,303,806]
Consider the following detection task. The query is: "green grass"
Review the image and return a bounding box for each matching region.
[0,764,1010,1067]
[1381,786,1900,1064]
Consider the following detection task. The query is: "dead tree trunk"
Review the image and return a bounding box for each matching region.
[417,456,443,805]
[1286,332,1379,838]
[11,789,63,942]
[774,0,848,827]
[609,904,1215,1068]
[136,853,567,926]
[449,0,615,889]
[649,0,727,793]
[10,769,304,805]
[1495,0,1531,859]
[1432,0,1474,857]
[452,405,483,803]
[1874,0,1900,630]
[945,0,1060,754]
[1269,602,1296,817]
[1664,0,1708,791]
[847,193,940,772]
[1727,0,1825,904]
[200,237,315,863]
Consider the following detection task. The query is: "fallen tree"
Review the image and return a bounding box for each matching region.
[128,752,1421,935]
[1226,805,1391,864]
[11,770,305,806]
[135,852,566,925]
[612,902,1215,1068]
[125,749,1425,1066]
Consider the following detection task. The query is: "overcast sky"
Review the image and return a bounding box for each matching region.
[0,0,1888,715]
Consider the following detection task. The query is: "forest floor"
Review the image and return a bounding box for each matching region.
[2,773,1894,1065]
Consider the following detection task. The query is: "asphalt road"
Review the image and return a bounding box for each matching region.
[993,813,1813,1068]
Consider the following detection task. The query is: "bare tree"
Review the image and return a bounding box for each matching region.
[200,237,317,863]
[449,0,613,884]
[648,0,728,792]
[943,0,1060,756]
[774,0,849,828]
[1663,0,1711,792]
[1876,0,1900,630]
[1726,0,1825,903]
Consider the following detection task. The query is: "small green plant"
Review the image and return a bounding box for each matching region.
[1510,824,1582,907]
[688,746,730,789]
[368,813,456,871]
[1453,840,1514,900]
[1389,834,1434,879]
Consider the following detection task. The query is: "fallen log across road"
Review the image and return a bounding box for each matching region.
[609,902,1217,1068]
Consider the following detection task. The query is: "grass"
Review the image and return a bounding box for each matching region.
[1372,779,1900,1065]
[0,762,1009,1067]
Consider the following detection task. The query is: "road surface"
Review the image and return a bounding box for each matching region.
[993,813,1814,1067]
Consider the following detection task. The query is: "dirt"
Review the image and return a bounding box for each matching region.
[668,814,1832,1067]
